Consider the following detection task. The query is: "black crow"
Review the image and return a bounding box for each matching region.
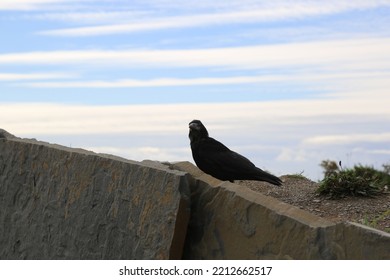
[188,120,282,186]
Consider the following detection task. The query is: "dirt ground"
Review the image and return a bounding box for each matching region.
[236,175,390,233]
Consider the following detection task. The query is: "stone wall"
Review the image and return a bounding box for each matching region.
[0,130,389,259]
[172,162,390,260]
[0,133,190,259]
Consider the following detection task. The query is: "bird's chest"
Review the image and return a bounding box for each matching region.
[190,140,221,168]
[190,143,202,161]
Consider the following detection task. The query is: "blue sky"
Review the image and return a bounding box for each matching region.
[1,0,390,180]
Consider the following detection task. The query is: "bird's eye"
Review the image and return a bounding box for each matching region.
[189,122,199,130]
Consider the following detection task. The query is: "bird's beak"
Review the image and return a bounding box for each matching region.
[189,122,198,130]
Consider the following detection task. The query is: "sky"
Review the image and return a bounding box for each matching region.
[1,0,390,180]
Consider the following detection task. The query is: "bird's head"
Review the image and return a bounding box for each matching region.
[189,119,209,143]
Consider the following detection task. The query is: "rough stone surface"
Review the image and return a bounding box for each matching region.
[172,162,390,260]
[0,135,190,260]
[325,222,390,259]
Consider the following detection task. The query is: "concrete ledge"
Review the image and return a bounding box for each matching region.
[172,161,390,259]
[0,136,190,259]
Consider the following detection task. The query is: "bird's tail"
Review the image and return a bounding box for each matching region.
[256,169,283,186]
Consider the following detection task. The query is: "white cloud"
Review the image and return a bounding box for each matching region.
[36,1,390,36]
[28,11,152,24]
[21,70,389,90]
[36,9,325,36]
[276,148,312,162]
[1,97,389,136]
[0,0,82,10]
[303,133,390,146]
[0,102,193,135]
[0,72,75,81]
[87,146,189,162]
[143,0,390,11]
[369,150,390,155]
[1,38,389,71]
[25,76,280,88]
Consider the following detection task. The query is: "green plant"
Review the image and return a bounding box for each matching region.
[284,171,307,180]
[317,164,390,199]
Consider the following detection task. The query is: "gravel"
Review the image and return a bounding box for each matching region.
[236,175,390,233]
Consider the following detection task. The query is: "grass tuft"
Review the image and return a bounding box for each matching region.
[317,162,390,199]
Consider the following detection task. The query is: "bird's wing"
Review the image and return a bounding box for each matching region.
[215,149,257,173]
[193,137,257,179]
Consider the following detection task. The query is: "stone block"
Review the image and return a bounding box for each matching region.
[325,222,390,259]
[172,161,390,259]
[0,135,190,259]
